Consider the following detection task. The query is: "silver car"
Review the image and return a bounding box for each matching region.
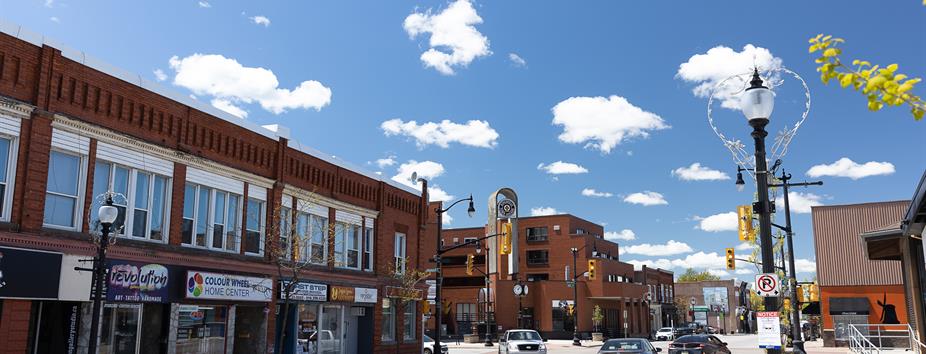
[599,338,662,354]
[499,330,547,354]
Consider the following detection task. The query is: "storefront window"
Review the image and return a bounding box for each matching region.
[99,304,141,354]
[296,304,318,354]
[382,298,396,342]
[176,305,227,354]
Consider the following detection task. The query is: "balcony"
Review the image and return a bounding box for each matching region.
[526,250,549,265]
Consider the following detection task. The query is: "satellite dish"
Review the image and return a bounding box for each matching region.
[411,172,418,182]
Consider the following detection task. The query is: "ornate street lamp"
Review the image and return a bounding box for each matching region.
[88,196,118,354]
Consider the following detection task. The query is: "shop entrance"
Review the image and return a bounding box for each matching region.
[176,305,228,354]
[99,304,142,354]
[318,305,343,354]
[234,306,266,354]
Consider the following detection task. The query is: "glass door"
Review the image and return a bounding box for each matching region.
[99,304,142,354]
[319,305,343,354]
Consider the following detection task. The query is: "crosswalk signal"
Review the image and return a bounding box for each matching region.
[737,205,755,241]
[500,222,512,255]
[587,259,597,280]
[725,248,736,270]
[466,254,475,275]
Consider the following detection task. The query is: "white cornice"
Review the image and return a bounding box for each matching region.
[0,96,33,120]
[51,114,275,188]
[283,184,379,220]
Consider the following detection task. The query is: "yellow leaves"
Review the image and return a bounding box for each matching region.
[823,48,839,57]
[886,63,899,72]
[839,73,855,88]
[868,100,883,112]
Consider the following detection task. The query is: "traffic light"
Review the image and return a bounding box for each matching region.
[797,285,805,303]
[737,205,755,241]
[725,248,736,270]
[466,254,475,275]
[567,304,575,316]
[587,259,597,280]
[422,300,431,315]
[783,298,792,311]
[500,222,512,255]
[809,283,820,302]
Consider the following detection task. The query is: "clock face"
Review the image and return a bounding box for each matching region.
[498,199,516,218]
[513,284,522,295]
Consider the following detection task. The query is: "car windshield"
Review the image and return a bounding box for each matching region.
[675,335,709,343]
[602,339,644,350]
[508,331,542,340]
[659,327,673,332]
[423,335,433,342]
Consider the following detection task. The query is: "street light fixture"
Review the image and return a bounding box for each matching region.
[735,166,746,192]
[570,247,582,346]
[88,195,118,354]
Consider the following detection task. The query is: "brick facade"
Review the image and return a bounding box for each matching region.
[0,28,429,354]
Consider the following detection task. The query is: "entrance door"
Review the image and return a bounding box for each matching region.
[319,305,343,354]
[100,304,142,354]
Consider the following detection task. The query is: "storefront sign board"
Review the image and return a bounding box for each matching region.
[0,246,62,299]
[185,271,272,302]
[281,281,327,302]
[355,287,377,303]
[107,260,177,303]
[329,286,355,302]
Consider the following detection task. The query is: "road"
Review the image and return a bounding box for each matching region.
[443,334,843,354]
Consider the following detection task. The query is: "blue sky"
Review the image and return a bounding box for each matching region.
[8,0,925,280]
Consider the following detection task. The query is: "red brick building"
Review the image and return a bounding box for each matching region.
[634,266,677,331]
[0,22,429,354]
[424,214,657,340]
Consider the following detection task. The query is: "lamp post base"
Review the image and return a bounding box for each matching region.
[792,340,806,354]
[573,336,582,346]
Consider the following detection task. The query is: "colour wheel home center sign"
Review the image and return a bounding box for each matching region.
[755,273,780,297]
[185,271,272,301]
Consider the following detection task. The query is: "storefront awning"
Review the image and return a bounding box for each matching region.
[801,302,820,315]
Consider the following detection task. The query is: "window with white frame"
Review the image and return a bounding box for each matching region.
[44,150,84,229]
[182,183,241,252]
[403,302,416,342]
[279,206,292,259]
[394,232,407,274]
[0,135,17,221]
[362,225,374,272]
[309,214,328,265]
[346,224,360,269]
[334,222,347,267]
[245,198,265,255]
[90,161,170,241]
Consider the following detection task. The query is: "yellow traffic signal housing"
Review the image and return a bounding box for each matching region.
[422,300,431,315]
[587,259,597,280]
[809,284,820,302]
[500,222,512,255]
[783,298,792,311]
[725,248,736,270]
[567,304,575,316]
[797,285,805,302]
[737,205,755,241]
[466,254,475,275]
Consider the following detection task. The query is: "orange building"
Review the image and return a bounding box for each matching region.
[812,201,911,347]
[423,214,661,340]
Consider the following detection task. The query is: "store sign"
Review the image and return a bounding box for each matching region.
[329,286,355,302]
[355,287,377,303]
[757,311,782,349]
[0,246,62,299]
[185,271,272,302]
[107,260,172,302]
[281,281,327,302]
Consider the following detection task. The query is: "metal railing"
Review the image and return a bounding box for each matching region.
[847,324,881,354]
[847,324,924,354]
[909,324,926,354]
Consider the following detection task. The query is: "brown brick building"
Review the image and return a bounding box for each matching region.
[674,280,744,334]
[0,22,430,354]
[424,214,662,340]
[634,266,677,331]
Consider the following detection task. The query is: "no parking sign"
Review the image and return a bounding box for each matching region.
[755,273,780,297]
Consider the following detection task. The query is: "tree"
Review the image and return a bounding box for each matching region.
[384,258,430,353]
[592,305,604,333]
[809,34,925,120]
[677,268,721,282]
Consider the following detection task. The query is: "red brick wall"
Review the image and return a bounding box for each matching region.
[0,300,32,354]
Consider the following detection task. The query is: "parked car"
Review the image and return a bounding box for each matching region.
[668,335,731,354]
[498,329,547,354]
[673,326,694,337]
[599,338,662,354]
[422,335,448,354]
[655,327,675,341]
[706,326,721,334]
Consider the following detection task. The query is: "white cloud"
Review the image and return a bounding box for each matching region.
[375,156,397,169]
[442,213,453,226]
[198,1,211,8]
[671,252,725,269]
[552,95,669,154]
[44,0,54,8]
[622,240,693,257]
[537,161,588,175]
[735,268,754,275]
[530,207,558,216]
[627,252,752,273]
[795,259,816,273]
[623,191,667,206]
[49,16,60,23]
[381,119,499,149]
[153,68,167,82]
[698,212,738,232]
[403,0,491,75]
[168,54,331,116]
[391,160,453,202]
[604,229,636,241]
[735,242,756,251]
[250,15,271,27]
[581,188,613,198]
[806,158,895,180]
[626,259,675,270]
[211,98,248,118]
[707,269,730,277]
[676,44,783,109]
[509,53,527,67]
[777,192,824,214]
[672,163,730,181]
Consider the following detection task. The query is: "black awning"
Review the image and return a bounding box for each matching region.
[801,302,820,315]
[829,297,870,315]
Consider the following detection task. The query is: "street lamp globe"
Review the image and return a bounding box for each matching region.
[735,168,746,192]
[466,196,476,218]
[740,68,775,121]
[98,198,118,225]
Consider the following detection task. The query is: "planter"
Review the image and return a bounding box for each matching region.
[463,334,481,343]
[592,332,604,342]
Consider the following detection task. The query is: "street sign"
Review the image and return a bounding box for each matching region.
[498,199,516,218]
[755,273,781,297]
[757,311,782,349]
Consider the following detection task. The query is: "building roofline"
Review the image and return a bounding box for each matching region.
[0,19,419,196]
[811,200,910,211]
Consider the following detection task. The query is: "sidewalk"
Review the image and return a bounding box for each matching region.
[792,340,851,354]
[445,339,602,349]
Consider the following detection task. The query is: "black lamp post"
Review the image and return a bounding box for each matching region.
[570,247,581,346]
[88,196,118,354]
[740,68,781,354]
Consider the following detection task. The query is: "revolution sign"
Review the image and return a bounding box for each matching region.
[185,271,272,302]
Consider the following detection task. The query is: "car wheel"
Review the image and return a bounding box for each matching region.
[424,349,432,354]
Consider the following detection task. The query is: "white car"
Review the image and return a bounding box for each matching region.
[422,334,448,354]
[499,329,547,354]
[655,327,674,341]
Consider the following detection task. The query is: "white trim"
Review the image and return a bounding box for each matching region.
[294,198,329,218]
[51,128,89,155]
[187,167,244,195]
[96,142,173,176]
[0,134,18,222]
[248,184,267,201]
[281,194,293,209]
[43,149,86,231]
[283,184,377,220]
[335,210,362,225]
[0,113,21,137]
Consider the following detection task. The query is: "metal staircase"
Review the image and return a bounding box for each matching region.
[847,324,925,354]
